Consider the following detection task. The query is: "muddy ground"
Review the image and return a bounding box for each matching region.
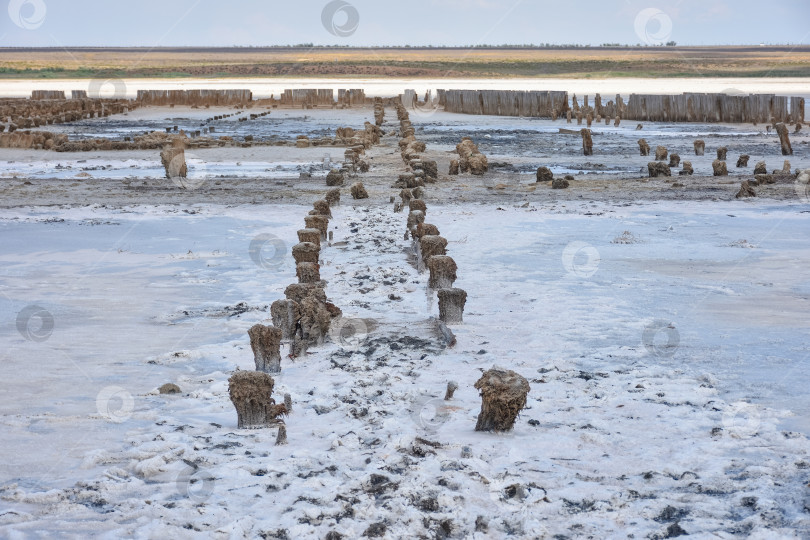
[0,105,807,208]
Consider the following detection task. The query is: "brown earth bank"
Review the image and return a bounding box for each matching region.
[2,46,810,78]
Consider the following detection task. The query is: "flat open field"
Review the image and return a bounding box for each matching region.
[2,46,810,78]
[1,100,810,537]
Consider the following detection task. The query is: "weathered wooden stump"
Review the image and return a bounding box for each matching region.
[296,262,321,284]
[712,159,728,176]
[312,199,332,218]
[473,368,530,432]
[407,210,425,230]
[716,147,728,161]
[160,145,187,179]
[654,146,668,161]
[736,154,750,168]
[292,242,320,264]
[668,153,680,168]
[297,228,321,248]
[552,177,569,189]
[693,139,705,156]
[284,393,292,412]
[449,159,459,175]
[638,139,650,156]
[428,255,457,289]
[580,129,593,156]
[248,324,282,373]
[304,215,329,240]
[536,166,553,182]
[284,282,327,304]
[775,123,793,155]
[271,299,299,340]
[679,161,694,176]
[298,296,334,346]
[420,235,448,263]
[275,425,288,445]
[412,222,440,240]
[228,370,287,428]
[326,169,344,186]
[754,160,767,175]
[736,181,756,198]
[648,162,671,177]
[350,182,369,199]
[409,199,427,214]
[437,288,467,324]
[325,187,341,206]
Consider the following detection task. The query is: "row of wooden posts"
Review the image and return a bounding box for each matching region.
[224,103,390,438]
[394,98,531,433]
[440,90,805,124]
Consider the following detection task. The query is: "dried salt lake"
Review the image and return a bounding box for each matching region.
[1,94,809,537]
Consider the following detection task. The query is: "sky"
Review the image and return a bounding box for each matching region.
[1,0,809,48]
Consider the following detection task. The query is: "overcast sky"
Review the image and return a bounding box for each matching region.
[2,0,808,47]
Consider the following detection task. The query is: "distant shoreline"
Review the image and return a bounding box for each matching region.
[2,46,809,79]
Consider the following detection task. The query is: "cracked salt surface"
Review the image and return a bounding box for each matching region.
[1,197,809,537]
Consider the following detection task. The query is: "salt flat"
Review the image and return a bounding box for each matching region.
[1,100,809,538]
[1,200,809,537]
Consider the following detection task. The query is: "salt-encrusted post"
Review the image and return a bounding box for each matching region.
[775,123,793,155]
[474,368,530,432]
[228,370,287,428]
[437,288,467,324]
[248,324,282,373]
[428,255,457,289]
